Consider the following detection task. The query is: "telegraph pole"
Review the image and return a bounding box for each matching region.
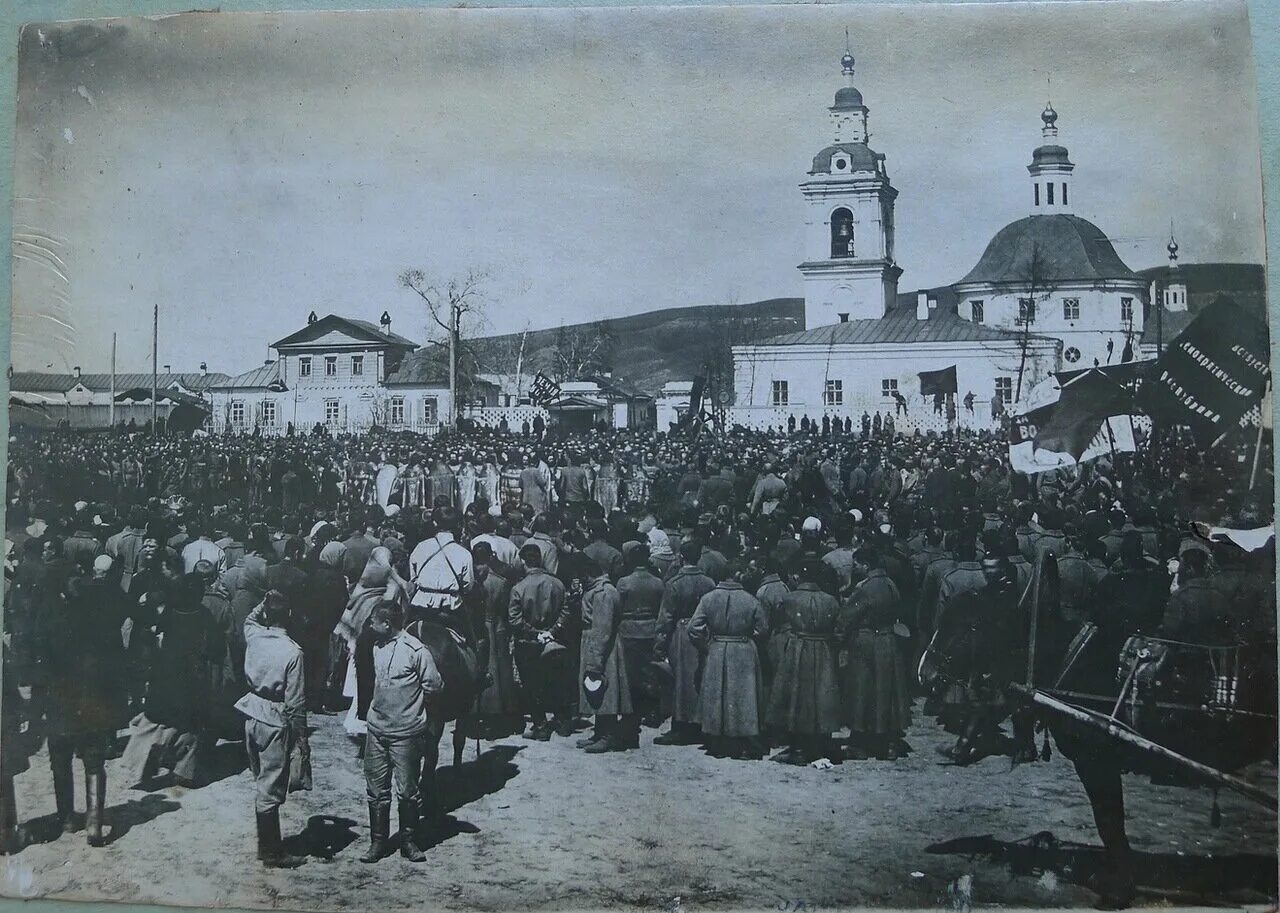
[109,333,117,427]
[448,298,458,429]
[151,304,158,435]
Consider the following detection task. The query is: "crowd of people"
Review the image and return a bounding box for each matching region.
[0,418,1273,865]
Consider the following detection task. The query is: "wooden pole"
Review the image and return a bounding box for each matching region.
[1249,380,1269,491]
[109,333,116,428]
[151,304,158,435]
[448,298,458,429]
[1010,684,1278,811]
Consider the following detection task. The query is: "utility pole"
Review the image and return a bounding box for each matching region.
[448,297,459,429]
[151,304,158,435]
[109,332,117,428]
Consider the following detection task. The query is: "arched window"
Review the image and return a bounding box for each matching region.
[830,208,855,258]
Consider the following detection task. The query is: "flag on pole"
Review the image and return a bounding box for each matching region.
[1137,295,1270,444]
[1008,371,1136,475]
[918,365,957,396]
[529,372,561,407]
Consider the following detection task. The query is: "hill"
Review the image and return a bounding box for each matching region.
[473,297,804,394]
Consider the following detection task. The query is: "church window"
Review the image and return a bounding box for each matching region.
[1062,183,1068,205]
[423,396,439,425]
[1121,297,1134,324]
[1034,183,1040,206]
[390,396,405,425]
[1047,183,1055,205]
[881,378,898,398]
[324,355,337,377]
[830,208,855,258]
[261,400,276,427]
[824,380,843,406]
[1064,346,1082,364]
[299,356,312,378]
[771,380,789,407]
[970,300,984,324]
[1063,298,1080,321]
[995,377,1013,404]
[351,355,364,376]
[1018,298,1036,324]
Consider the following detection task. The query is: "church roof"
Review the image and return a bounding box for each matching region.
[956,213,1139,287]
[831,86,864,110]
[810,143,882,175]
[753,295,1057,348]
[1029,144,1072,167]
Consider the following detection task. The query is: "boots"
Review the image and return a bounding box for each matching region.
[0,776,17,855]
[85,767,107,848]
[255,809,306,868]
[50,753,78,834]
[359,802,391,863]
[399,799,425,862]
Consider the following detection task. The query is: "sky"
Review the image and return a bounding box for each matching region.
[10,1,1266,375]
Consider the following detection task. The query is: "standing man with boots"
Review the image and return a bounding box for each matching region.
[616,544,666,738]
[652,540,715,745]
[508,544,571,740]
[234,590,307,869]
[577,560,634,752]
[359,600,442,863]
[32,552,126,847]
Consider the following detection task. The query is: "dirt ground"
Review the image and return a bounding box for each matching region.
[1,707,1275,912]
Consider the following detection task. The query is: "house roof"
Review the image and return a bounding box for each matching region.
[212,361,284,390]
[754,295,1057,347]
[9,371,230,394]
[956,213,1139,287]
[272,314,418,350]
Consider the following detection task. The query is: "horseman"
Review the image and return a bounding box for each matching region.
[407,508,475,644]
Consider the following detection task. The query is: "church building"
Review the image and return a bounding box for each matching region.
[731,45,1153,432]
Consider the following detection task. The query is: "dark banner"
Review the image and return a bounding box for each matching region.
[1137,295,1270,444]
[1034,369,1136,459]
[918,365,957,396]
[530,372,562,407]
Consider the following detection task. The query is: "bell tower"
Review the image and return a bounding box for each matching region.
[798,38,901,329]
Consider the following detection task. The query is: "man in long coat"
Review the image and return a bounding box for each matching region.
[653,541,715,745]
[766,559,841,764]
[508,544,571,740]
[577,564,634,752]
[688,571,768,760]
[616,545,666,736]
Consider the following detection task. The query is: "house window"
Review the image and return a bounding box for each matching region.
[770,380,789,407]
[1063,297,1080,321]
[261,400,276,427]
[299,357,312,378]
[824,379,843,406]
[1120,297,1134,324]
[390,396,405,426]
[995,376,1013,404]
[351,355,364,376]
[324,355,337,377]
[881,378,898,398]
[423,396,439,425]
[830,208,854,258]
[324,399,340,426]
[230,401,245,429]
[970,300,984,324]
[1018,298,1036,324]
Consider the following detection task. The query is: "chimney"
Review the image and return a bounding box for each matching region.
[264,359,274,366]
[380,310,392,334]
[199,361,208,376]
[307,310,318,325]
[73,366,81,378]
[163,364,171,374]
[916,291,929,321]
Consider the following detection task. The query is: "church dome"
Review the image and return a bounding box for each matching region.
[1030,144,1072,167]
[832,86,864,110]
[810,142,880,175]
[956,213,1139,286]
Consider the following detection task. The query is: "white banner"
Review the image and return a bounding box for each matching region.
[1009,413,1136,475]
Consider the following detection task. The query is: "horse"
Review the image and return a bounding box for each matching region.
[408,618,485,814]
[921,553,1277,909]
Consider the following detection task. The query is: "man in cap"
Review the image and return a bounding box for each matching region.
[234,590,307,868]
[653,540,716,745]
[616,544,666,735]
[508,544,571,740]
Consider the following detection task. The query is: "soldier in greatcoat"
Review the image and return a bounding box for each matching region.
[688,570,768,760]
[766,559,842,764]
[577,563,635,752]
[652,540,716,745]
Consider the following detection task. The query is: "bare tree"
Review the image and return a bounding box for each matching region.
[551,320,615,382]
[1014,240,1053,402]
[398,267,491,427]
[473,322,533,403]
